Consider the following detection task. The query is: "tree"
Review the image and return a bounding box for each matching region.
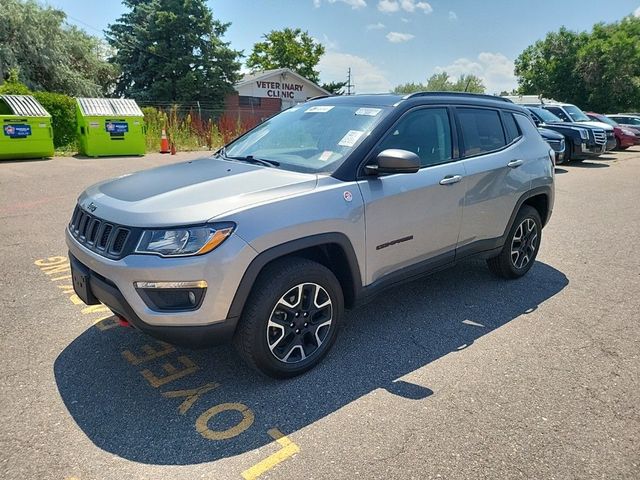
[425,72,452,91]
[0,0,117,95]
[247,28,325,83]
[106,0,242,105]
[514,17,640,112]
[392,72,486,94]
[452,74,485,93]
[321,81,347,95]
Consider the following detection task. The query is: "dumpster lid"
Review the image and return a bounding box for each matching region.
[77,97,144,117]
[0,95,50,117]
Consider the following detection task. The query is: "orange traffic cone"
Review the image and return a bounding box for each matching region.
[160,128,170,154]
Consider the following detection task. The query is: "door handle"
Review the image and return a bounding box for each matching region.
[439,175,463,185]
[508,159,524,168]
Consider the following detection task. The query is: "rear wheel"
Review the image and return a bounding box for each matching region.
[233,257,343,378]
[487,205,542,279]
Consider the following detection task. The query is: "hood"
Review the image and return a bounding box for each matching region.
[538,127,564,140]
[577,120,614,131]
[79,157,318,227]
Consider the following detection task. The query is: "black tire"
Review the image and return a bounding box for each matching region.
[564,142,572,162]
[233,257,344,378]
[615,137,621,151]
[486,205,542,279]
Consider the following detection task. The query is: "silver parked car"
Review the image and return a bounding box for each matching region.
[67,93,555,378]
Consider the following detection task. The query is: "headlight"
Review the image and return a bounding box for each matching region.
[577,128,588,140]
[621,128,635,136]
[135,223,235,257]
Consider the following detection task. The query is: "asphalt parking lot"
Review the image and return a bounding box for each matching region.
[1,149,639,479]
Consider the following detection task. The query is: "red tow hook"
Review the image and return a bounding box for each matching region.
[117,316,132,328]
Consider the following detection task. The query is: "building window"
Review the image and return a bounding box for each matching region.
[239,96,262,108]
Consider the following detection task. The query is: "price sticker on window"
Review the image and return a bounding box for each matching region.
[305,106,334,113]
[338,130,364,147]
[355,108,382,116]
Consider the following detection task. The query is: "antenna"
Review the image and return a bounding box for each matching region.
[346,68,355,95]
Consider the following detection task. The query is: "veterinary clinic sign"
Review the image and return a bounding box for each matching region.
[255,81,304,99]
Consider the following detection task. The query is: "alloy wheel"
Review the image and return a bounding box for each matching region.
[510,218,538,270]
[266,283,333,364]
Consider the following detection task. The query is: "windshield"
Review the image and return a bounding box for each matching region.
[222,104,389,173]
[592,114,617,126]
[529,107,562,123]
[564,105,590,122]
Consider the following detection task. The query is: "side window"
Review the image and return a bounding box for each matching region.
[458,108,506,156]
[503,112,522,142]
[378,108,452,167]
[546,107,570,122]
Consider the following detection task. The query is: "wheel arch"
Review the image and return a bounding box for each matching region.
[227,233,363,320]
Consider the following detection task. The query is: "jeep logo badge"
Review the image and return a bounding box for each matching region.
[87,202,97,212]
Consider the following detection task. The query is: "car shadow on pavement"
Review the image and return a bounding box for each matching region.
[566,161,609,168]
[54,258,568,465]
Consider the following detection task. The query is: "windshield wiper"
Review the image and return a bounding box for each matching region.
[225,154,280,168]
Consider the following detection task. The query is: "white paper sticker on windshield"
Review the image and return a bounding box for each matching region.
[305,106,334,113]
[355,108,382,116]
[338,130,364,147]
[283,107,300,113]
[319,150,333,162]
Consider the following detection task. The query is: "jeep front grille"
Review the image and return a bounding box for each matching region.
[593,129,606,145]
[69,205,134,259]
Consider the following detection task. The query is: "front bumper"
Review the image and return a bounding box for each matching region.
[66,227,257,346]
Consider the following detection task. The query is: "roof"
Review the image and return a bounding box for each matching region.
[308,92,527,112]
[235,68,330,95]
[0,95,50,116]
[76,98,144,117]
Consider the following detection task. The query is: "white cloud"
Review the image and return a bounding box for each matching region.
[634,6,640,17]
[315,0,367,9]
[378,0,399,12]
[434,52,517,94]
[448,11,458,21]
[318,51,392,93]
[378,0,432,14]
[386,31,415,43]
[366,22,386,30]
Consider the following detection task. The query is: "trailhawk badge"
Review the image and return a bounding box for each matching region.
[343,191,353,202]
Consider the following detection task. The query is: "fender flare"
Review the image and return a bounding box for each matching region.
[227,233,363,319]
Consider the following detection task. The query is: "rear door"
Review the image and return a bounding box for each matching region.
[357,107,466,284]
[456,108,532,254]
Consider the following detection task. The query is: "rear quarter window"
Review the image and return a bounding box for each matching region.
[502,112,522,143]
[458,108,506,156]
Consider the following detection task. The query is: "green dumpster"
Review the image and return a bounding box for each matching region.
[0,95,54,160]
[76,98,145,157]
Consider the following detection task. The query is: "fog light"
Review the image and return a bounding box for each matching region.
[134,281,207,312]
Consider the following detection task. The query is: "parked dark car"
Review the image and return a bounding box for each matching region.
[539,127,565,164]
[526,107,606,161]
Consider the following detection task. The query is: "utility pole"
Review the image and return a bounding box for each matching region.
[346,68,355,95]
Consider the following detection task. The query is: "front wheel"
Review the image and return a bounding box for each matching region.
[233,257,344,378]
[487,205,542,279]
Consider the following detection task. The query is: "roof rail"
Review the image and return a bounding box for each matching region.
[306,94,333,101]
[403,91,513,103]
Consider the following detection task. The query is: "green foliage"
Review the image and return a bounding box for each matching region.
[33,92,77,148]
[0,0,117,96]
[393,72,486,94]
[142,106,244,152]
[515,17,640,112]
[106,0,242,107]
[0,68,32,95]
[321,81,347,95]
[247,28,325,83]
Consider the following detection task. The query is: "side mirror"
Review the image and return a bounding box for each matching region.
[366,149,420,175]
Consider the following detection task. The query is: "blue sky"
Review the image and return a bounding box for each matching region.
[46,0,640,94]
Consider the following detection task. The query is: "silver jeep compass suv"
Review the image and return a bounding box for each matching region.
[67,93,555,378]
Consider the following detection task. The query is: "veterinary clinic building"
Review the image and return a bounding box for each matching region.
[225,68,329,124]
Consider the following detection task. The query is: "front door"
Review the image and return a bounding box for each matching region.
[357,107,466,285]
